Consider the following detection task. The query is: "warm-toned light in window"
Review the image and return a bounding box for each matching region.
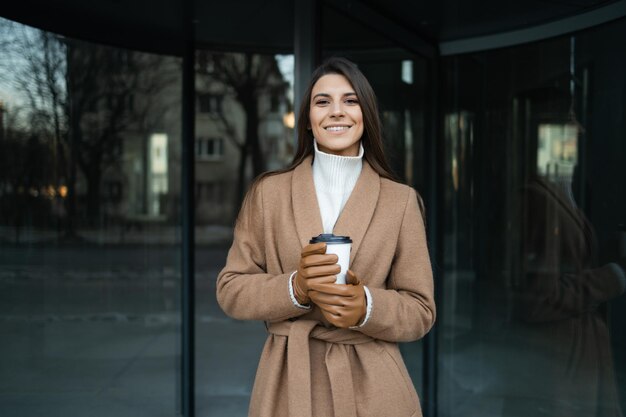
[283,111,295,129]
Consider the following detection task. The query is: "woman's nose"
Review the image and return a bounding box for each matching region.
[330,102,344,117]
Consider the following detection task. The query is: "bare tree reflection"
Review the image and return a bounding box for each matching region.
[0,24,65,241]
[0,20,177,240]
[66,42,176,224]
[0,108,54,241]
[195,52,288,212]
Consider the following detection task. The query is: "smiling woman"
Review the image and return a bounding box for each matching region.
[216,57,436,417]
[309,73,364,156]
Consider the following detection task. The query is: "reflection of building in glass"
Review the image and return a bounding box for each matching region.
[537,123,578,180]
[194,53,294,225]
[89,51,293,226]
[196,137,224,160]
[0,28,294,229]
[68,46,183,225]
[149,133,168,217]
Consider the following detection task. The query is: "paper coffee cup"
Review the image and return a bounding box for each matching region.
[310,234,352,284]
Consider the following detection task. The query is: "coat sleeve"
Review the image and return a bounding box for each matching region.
[356,187,436,342]
[216,179,311,322]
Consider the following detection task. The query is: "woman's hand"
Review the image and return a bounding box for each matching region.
[309,270,367,328]
[293,242,341,305]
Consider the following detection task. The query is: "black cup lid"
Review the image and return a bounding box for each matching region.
[309,234,352,244]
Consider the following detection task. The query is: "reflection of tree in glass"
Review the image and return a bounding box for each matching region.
[66,41,175,224]
[0,22,67,240]
[0,20,176,236]
[0,108,55,242]
[196,52,288,212]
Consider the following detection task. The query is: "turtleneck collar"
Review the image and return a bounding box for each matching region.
[312,140,364,192]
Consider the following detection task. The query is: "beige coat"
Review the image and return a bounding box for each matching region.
[217,156,435,417]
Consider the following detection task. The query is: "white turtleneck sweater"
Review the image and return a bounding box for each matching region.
[312,140,364,233]
[287,140,373,328]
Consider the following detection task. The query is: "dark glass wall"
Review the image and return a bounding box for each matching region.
[440,17,626,417]
[2,5,625,417]
[0,18,183,416]
[193,51,295,416]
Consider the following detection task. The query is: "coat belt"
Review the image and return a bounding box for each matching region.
[267,319,374,417]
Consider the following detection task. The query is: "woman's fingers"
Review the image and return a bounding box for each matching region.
[314,299,354,328]
[308,282,356,296]
[301,253,339,268]
[300,242,327,257]
[300,264,340,279]
[307,276,338,286]
[310,295,344,314]
[309,290,352,306]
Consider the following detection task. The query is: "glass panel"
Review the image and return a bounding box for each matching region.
[194,51,294,416]
[0,18,182,416]
[440,17,626,417]
[321,4,432,399]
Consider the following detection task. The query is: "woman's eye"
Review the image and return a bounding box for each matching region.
[345,98,359,105]
[315,100,329,105]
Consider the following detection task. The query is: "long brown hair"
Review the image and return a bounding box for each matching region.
[260,57,398,184]
[239,57,403,220]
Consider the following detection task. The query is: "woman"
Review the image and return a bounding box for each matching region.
[217,57,435,417]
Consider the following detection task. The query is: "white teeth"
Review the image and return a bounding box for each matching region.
[326,126,349,132]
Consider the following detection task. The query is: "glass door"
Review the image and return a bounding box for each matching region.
[0,17,183,417]
[193,50,295,416]
[439,18,626,417]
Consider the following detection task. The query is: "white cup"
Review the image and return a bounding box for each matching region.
[310,234,352,284]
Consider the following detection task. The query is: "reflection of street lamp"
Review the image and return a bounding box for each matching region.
[282,111,295,129]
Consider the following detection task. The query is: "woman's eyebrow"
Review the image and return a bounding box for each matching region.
[312,91,357,100]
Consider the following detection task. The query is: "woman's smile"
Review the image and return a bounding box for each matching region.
[324,124,353,133]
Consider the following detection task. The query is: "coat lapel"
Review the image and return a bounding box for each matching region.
[333,161,380,267]
[291,156,381,263]
[292,156,324,249]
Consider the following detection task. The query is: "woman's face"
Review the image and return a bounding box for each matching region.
[309,74,364,156]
